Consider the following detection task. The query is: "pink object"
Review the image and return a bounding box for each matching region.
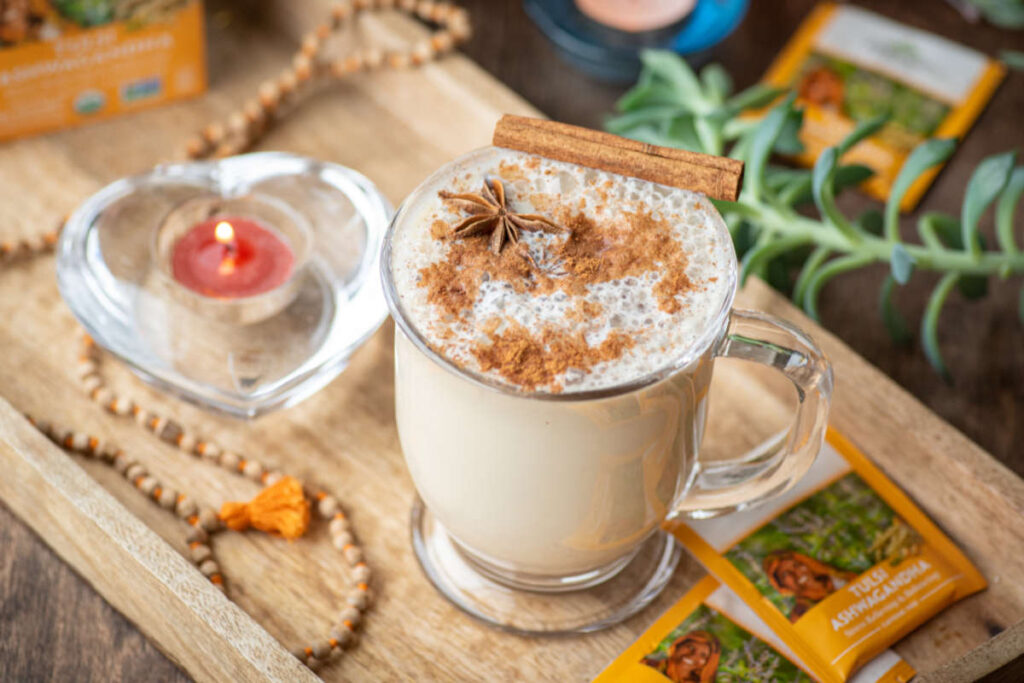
[171,216,294,298]
[575,0,696,32]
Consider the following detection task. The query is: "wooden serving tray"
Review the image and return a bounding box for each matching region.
[1,4,1022,681]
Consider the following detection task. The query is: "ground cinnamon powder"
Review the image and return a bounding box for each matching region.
[471,321,635,393]
[416,163,699,391]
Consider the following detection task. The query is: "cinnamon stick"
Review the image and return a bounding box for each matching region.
[492,115,744,202]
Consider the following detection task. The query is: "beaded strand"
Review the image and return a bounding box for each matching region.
[184,0,472,161]
[0,219,63,262]
[5,1,475,673]
[71,330,371,672]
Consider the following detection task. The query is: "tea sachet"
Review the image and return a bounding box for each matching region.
[763,3,1005,210]
[667,429,985,682]
[595,575,913,683]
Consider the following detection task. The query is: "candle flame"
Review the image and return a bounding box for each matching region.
[214,221,235,244]
[215,221,236,275]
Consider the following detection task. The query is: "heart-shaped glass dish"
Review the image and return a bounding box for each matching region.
[57,152,391,418]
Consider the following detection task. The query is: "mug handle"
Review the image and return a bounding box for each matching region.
[671,309,834,519]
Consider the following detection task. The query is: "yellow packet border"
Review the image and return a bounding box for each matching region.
[671,427,986,683]
[761,2,1006,211]
[596,576,721,683]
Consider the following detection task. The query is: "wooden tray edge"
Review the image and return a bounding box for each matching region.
[918,619,1024,682]
[0,397,317,683]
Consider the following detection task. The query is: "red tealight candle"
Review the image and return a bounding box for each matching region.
[171,216,294,298]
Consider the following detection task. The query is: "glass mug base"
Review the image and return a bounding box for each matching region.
[411,497,683,635]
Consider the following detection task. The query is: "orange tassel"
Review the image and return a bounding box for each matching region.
[219,476,310,539]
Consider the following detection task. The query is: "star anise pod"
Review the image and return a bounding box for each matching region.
[440,178,566,255]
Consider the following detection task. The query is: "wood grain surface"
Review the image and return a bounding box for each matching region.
[1,1,1022,681]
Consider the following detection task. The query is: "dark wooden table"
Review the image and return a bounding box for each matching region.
[2,1,1021,680]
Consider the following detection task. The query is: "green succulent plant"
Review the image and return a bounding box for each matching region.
[960,0,1024,29]
[606,50,1023,380]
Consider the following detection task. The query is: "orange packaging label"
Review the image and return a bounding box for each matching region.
[668,429,986,682]
[761,3,1005,211]
[0,0,206,141]
[595,576,914,683]
[793,545,962,675]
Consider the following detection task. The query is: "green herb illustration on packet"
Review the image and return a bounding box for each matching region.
[795,53,950,145]
[641,603,813,683]
[670,431,986,682]
[725,473,922,622]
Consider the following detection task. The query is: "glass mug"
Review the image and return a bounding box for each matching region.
[382,147,833,634]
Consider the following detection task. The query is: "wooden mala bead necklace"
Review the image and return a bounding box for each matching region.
[37,327,374,671]
[3,0,475,673]
[185,0,471,160]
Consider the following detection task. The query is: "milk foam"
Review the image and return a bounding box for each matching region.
[390,147,736,392]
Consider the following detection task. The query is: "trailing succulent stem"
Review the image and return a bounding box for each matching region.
[607,50,1024,379]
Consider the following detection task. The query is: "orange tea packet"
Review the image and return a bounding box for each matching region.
[0,0,206,141]
[596,575,914,683]
[666,429,986,682]
[762,3,1005,210]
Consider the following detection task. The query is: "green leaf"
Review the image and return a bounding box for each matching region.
[745,93,797,199]
[793,247,832,306]
[932,213,973,250]
[962,150,1017,258]
[605,106,684,135]
[995,166,1024,255]
[1003,50,1024,71]
[916,212,956,250]
[700,64,733,103]
[884,138,957,240]
[857,209,884,236]
[774,108,805,156]
[811,147,859,239]
[764,166,809,191]
[834,164,876,191]
[766,257,792,292]
[615,67,673,110]
[921,273,959,382]
[803,254,874,321]
[722,84,785,117]
[711,199,762,220]
[890,243,915,284]
[616,66,688,112]
[727,121,758,160]
[615,83,678,112]
[837,114,888,155]
[730,220,757,258]
[779,164,873,206]
[779,175,814,206]
[879,275,912,344]
[957,275,989,300]
[721,116,758,140]
[694,117,723,155]
[812,147,838,207]
[639,50,705,109]
[740,234,810,285]
[615,125,679,148]
[915,213,991,276]
[981,4,1024,29]
[666,115,703,151]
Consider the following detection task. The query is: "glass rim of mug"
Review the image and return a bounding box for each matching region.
[381,145,739,403]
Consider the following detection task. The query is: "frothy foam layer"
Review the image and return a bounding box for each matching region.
[389,147,736,393]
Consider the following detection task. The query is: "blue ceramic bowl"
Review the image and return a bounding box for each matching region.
[525,0,749,83]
